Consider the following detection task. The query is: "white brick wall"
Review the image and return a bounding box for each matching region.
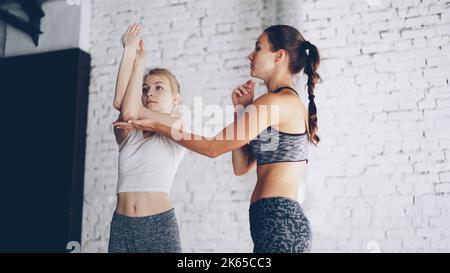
[302,0,450,252]
[82,0,450,253]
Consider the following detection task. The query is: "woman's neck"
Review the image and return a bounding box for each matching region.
[265,71,294,93]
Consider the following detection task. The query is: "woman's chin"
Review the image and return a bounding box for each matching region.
[251,72,260,79]
[145,106,157,112]
[250,69,259,78]
[145,105,172,114]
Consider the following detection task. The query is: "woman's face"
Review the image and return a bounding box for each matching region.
[247,33,278,80]
[141,74,177,113]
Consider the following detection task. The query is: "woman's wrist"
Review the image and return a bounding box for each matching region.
[123,46,137,55]
[124,42,139,50]
[155,122,170,137]
[234,105,246,116]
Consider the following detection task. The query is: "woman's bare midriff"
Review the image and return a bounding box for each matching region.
[251,161,306,204]
[115,192,172,217]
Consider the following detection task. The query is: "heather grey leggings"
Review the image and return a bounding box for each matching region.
[108,208,181,253]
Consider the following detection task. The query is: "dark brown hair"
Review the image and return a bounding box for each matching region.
[264,25,321,145]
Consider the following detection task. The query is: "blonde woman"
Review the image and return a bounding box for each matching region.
[109,24,185,253]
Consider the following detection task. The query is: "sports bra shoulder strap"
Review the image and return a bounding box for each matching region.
[272,86,298,96]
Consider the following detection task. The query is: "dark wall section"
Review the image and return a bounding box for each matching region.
[0,48,90,252]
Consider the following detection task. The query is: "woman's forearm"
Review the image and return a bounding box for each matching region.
[121,62,145,120]
[137,109,184,130]
[154,111,248,158]
[231,110,252,175]
[113,47,137,110]
[232,146,250,175]
[154,122,216,157]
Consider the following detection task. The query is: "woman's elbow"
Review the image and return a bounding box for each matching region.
[205,145,224,159]
[113,101,121,111]
[121,112,139,122]
[233,168,246,176]
[206,150,220,159]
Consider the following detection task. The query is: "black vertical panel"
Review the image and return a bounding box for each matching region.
[0,20,5,56]
[0,48,90,252]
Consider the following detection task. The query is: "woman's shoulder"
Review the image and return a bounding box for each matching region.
[253,90,306,124]
[254,90,302,108]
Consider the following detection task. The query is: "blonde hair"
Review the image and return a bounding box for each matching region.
[145,68,181,95]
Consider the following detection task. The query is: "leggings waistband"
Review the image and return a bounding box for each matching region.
[113,208,176,223]
[249,197,306,219]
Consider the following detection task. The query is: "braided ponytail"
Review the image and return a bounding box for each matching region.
[264,25,321,145]
[300,41,321,145]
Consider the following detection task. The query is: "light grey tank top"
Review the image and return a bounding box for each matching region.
[117,130,185,194]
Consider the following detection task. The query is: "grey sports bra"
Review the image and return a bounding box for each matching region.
[248,87,309,166]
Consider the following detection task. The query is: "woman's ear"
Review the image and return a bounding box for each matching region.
[170,93,182,118]
[172,93,181,106]
[275,49,287,63]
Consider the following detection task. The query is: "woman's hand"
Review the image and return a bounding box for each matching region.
[114,118,158,132]
[122,23,141,49]
[231,80,255,108]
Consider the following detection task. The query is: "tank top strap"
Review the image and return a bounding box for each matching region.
[271,86,298,96]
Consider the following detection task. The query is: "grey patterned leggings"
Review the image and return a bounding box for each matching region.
[108,208,182,253]
[249,197,312,253]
